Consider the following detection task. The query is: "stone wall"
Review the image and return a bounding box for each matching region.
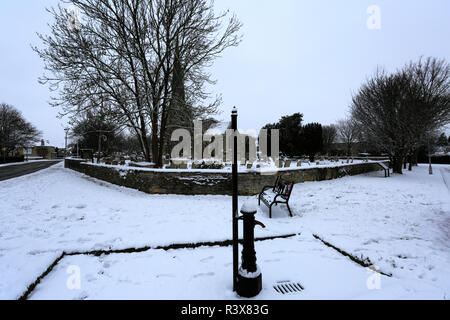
[65,158,389,196]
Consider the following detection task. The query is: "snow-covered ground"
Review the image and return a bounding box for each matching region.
[0,162,448,299]
[30,234,435,300]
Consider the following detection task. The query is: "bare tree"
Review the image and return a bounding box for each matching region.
[337,119,360,157]
[403,57,450,169]
[34,0,242,166]
[322,124,337,155]
[0,103,41,158]
[351,57,450,174]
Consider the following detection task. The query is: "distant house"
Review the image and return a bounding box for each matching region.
[17,140,58,160]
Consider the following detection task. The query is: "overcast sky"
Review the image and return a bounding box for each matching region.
[1,0,449,147]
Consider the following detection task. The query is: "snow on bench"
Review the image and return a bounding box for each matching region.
[258,176,294,218]
[376,162,390,177]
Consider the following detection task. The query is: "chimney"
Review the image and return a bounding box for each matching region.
[41,139,45,146]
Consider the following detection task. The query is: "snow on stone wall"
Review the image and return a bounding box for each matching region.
[64,159,389,196]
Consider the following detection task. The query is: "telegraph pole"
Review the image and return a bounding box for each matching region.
[64,128,69,158]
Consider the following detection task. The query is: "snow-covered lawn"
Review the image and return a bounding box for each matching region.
[297,165,450,299]
[30,234,429,300]
[0,162,448,299]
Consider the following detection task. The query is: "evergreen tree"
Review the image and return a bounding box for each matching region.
[437,133,448,146]
[301,123,323,161]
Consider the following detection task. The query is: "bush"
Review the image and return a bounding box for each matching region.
[431,155,450,164]
[418,154,450,164]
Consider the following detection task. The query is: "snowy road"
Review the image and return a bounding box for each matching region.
[0,160,61,181]
[0,162,449,299]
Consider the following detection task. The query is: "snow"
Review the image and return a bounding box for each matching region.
[238,265,261,279]
[129,161,155,166]
[0,162,449,299]
[0,162,298,299]
[28,233,441,300]
[241,201,258,213]
[85,158,382,174]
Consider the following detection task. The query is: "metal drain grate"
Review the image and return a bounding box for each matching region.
[273,281,304,294]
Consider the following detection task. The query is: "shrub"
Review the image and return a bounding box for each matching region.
[0,155,24,164]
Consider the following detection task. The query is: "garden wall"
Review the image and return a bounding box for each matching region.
[65,158,389,196]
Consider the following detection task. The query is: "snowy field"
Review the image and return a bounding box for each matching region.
[0,162,449,299]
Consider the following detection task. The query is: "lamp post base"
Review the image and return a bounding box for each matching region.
[237,269,262,298]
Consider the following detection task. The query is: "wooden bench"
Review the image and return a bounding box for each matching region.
[258,176,294,218]
[376,162,390,177]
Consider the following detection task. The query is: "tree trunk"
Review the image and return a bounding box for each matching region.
[133,130,145,159]
[412,150,418,166]
[151,130,160,167]
[392,152,404,174]
[151,113,162,167]
[157,127,165,169]
[139,116,151,163]
[158,105,169,168]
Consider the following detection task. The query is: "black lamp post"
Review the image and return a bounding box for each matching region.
[428,137,433,175]
[231,107,264,297]
[231,107,239,291]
